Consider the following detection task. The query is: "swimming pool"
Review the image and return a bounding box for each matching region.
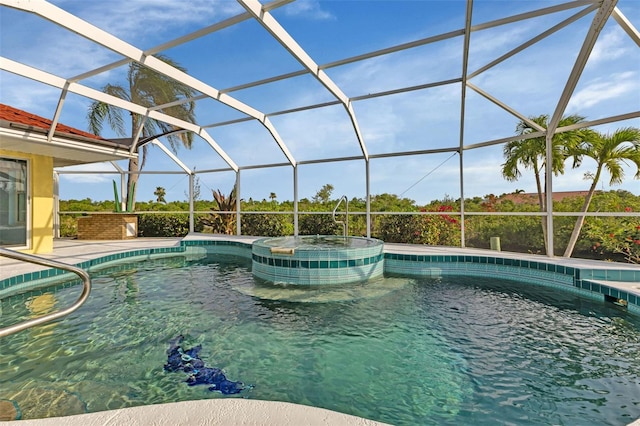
[1,252,639,424]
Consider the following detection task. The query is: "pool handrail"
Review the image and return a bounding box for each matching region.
[332,195,349,237]
[0,247,92,338]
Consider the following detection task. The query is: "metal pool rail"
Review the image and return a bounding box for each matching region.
[332,195,349,237]
[0,247,91,338]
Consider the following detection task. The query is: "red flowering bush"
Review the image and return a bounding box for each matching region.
[585,208,640,264]
[373,204,461,246]
[417,205,461,246]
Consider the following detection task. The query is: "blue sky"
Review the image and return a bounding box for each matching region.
[1,0,639,205]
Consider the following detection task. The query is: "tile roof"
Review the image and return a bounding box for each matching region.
[0,103,103,141]
[500,191,596,204]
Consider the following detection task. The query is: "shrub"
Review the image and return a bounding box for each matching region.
[419,205,461,246]
[373,214,421,243]
[241,213,290,236]
[59,214,80,238]
[138,213,201,237]
[465,215,545,253]
[199,188,236,234]
[585,210,640,264]
[373,207,461,246]
[298,213,341,235]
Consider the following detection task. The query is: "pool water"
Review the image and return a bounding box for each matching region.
[256,235,381,249]
[1,254,639,425]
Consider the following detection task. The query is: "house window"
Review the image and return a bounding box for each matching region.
[0,157,28,247]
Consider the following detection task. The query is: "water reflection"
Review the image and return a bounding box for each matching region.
[25,293,56,338]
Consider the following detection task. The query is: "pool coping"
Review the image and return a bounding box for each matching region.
[3,398,390,425]
[2,234,639,314]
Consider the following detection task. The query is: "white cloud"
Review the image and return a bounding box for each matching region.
[282,0,334,20]
[58,163,119,184]
[468,21,534,58]
[53,0,242,42]
[589,28,629,63]
[0,74,62,115]
[567,71,639,110]
[274,105,359,159]
[333,37,461,96]
[3,0,242,87]
[32,33,120,82]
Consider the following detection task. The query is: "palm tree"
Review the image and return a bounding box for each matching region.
[154,186,166,203]
[87,54,196,207]
[563,127,640,257]
[501,114,589,253]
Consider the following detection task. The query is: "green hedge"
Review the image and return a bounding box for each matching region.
[298,213,341,236]
[138,213,203,237]
[241,213,292,236]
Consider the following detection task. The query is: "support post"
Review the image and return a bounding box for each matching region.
[366,160,371,238]
[459,151,465,247]
[189,173,194,234]
[293,165,299,236]
[53,171,60,239]
[545,133,554,257]
[236,171,241,236]
[120,171,126,212]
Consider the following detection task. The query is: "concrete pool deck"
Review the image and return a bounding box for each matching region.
[1,235,639,425]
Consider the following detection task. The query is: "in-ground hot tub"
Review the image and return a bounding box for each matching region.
[251,235,384,285]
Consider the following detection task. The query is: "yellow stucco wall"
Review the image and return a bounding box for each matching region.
[1,149,53,254]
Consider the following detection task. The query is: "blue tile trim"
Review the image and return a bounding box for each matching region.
[0,241,257,293]
[383,253,640,311]
[581,280,640,315]
[181,239,252,249]
[2,241,638,314]
[252,252,383,268]
[0,246,188,297]
[251,237,385,285]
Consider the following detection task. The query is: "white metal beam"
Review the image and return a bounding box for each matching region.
[204,78,462,130]
[3,0,295,166]
[197,129,241,172]
[68,0,293,83]
[189,173,194,233]
[149,140,192,175]
[548,0,618,133]
[612,7,640,46]
[468,4,597,79]
[218,1,591,99]
[129,113,152,155]
[109,162,124,173]
[466,82,547,132]
[238,0,369,160]
[219,2,591,98]
[47,83,69,142]
[458,0,474,248]
[1,57,240,172]
[148,0,294,56]
[545,0,617,256]
[219,30,464,96]
[470,0,595,32]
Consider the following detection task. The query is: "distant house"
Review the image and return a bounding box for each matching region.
[499,191,596,205]
[0,103,136,253]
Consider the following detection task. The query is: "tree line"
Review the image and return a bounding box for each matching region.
[59,186,640,264]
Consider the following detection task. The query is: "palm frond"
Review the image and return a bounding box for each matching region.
[87,54,198,206]
[126,55,197,153]
[86,85,128,137]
